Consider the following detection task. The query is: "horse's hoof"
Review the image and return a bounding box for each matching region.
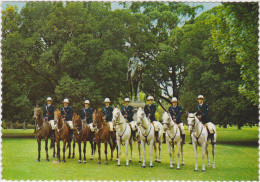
[139,161,142,163]
[90,158,93,160]
[36,159,40,162]
[129,160,132,162]
[104,162,108,165]
[182,164,185,166]
[83,161,86,164]
[125,165,129,167]
[72,156,75,159]
[57,160,60,163]
[46,159,49,162]
[194,170,198,172]
[149,165,153,168]
[202,170,205,172]
[117,164,121,167]
[110,158,113,161]
[212,166,215,169]
[67,156,71,159]
[208,164,211,167]
[158,161,161,163]
[62,160,65,162]
[177,167,180,170]
[53,155,55,158]
[98,162,101,164]
[170,167,173,169]
[155,160,158,162]
[141,166,145,168]
[78,160,81,164]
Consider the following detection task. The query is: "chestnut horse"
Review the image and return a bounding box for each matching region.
[54,109,71,162]
[33,106,52,162]
[73,114,96,164]
[93,109,115,164]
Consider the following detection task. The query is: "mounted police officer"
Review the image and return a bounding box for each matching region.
[80,100,94,132]
[144,96,156,122]
[43,97,56,137]
[168,97,185,144]
[195,95,214,144]
[121,97,137,140]
[102,98,114,137]
[61,98,73,129]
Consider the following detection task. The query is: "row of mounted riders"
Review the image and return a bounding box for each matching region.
[33,95,216,171]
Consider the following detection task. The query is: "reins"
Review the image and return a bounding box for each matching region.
[140,119,152,145]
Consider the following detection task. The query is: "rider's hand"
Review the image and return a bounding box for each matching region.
[172,116,175,119]
[45,117,48,120]
[173,119,177,122]
[124,115,127,119]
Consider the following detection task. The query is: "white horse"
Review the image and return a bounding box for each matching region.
[136,107,155,168]
[112,108,132,166]
[187,113,217,172]
[152,120,163,163]
[162,111,184,169]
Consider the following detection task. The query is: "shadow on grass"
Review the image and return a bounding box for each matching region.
[217,140,258,147]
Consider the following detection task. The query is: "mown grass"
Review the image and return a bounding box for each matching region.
[1,126,258,180]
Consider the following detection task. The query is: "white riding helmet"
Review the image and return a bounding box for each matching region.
[104,98,111,103]
[47,97,52,101]
[171,97,178,102]
[198,95,204,99]
[84,100,90,104]
[63,98,69,103]
[124,98,130,102]
[147,96,154,101]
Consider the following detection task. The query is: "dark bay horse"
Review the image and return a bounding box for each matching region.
[73,114,96,164]
[54,109,71,162]
[93,109,115,164]
[33,106,52,162]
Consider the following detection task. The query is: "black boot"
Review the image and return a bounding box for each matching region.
[189,134,192,145]
[163,133,166,143]
[182,134,185,144]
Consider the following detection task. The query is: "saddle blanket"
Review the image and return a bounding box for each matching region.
[48,120,56,130]
[88,123,94,132]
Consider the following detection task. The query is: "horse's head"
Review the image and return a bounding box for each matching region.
[112,107,121,125]
[54,109,62,124]
[136,107,145,126]
[187,112,197,132]
[73,114,82,130]
[93,109,103,129]
[162,111,172,131]
[33,106,42,119]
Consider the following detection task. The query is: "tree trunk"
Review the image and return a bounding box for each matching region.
[223,122,227,128]
[237,123,242,130]
[23,121,27,130]
[10,122,13,129]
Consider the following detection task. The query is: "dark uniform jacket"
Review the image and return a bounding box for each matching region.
[102,106,113,122]
[61,106,73,121]
[43,104,55,121]
[168,105,183,124]
[144,104,157,121]
[195,103,210,124]
[121,105,134,122]
[80,107,93,124]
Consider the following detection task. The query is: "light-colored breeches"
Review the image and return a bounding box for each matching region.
[48,120,56,130]
[108,121,114,131]
[88,123,94,132]
[178,123,185,134]
[207,122,215,134]
[67,120,74,129]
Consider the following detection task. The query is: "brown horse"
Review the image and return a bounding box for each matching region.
[33,106,51,162]
[73,114,92,164]
[93,109,115,164]
[54,109,70,162]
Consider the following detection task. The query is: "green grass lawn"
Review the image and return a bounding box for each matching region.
[1,126,258,180]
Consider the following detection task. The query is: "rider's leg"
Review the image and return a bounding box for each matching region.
[178,123,185,144]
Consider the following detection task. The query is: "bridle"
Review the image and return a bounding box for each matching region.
[188,116,204,145]
[76,119,84,134]
[34,110,46,131]
[138,112,152,144]
[162,114,174,130]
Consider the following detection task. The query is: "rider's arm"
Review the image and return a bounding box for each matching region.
[106,108,113,120]
[80,109,85,119]
[43,106,47,118]
[66,107,73,120]
[48,105,55,120]
[86,109,93,121]
[176,106,182,120]
[128,107,134,118]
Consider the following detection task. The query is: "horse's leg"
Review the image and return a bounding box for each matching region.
[52,138,56,158]
[202,142,206,172]
[193,143,198,172]
[72,138,76,159]
[97,142,101,164]
[172,143,175,165]
[149,139,154,167]
[67,134,71,159]
[138,141,141,163]
[181,142,184,166]
[37,137,41,162]
[56,139,60,162]
[62,140,66,162]
[158,140,162,163]
[141,141,146,168]
[104,141,108,165]
[45,137,49,161]
[78,141,81,163]
[117,139,121,166]
[166,141,173,169]
[129,140,133,162]
[90,141,94,160]
[125,140,129,166]
[176,141,180,170]
[154,142,158,162]
[83,141,87,164]
[212,143,216,168]
[206,143,210,167]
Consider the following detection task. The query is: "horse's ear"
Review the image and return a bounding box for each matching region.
[186,111,189,115]
[194,112,197,115]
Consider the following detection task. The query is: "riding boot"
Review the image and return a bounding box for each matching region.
[189,134,192,145]
[162,133,166,143]
[182,134,185,144]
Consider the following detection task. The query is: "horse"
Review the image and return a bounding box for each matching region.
[112,108,132,166]
[136,107,155,168]
[129,59,144,101]
[162,111,184,169]
[187,112,217,172]
[54,109,70,162]
[93,109,114,164]
[72,114,91,164]
[152,120,164,164]
[33,106,52,162]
